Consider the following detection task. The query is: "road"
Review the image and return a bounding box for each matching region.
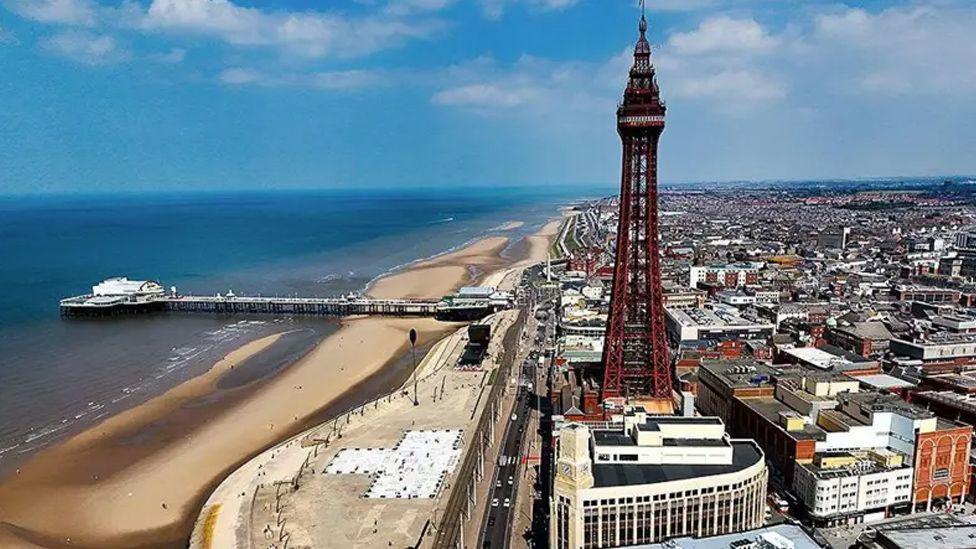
[479,361,534,548]
[478,290,555,549]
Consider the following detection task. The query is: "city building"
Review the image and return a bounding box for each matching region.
[792,451,913,526]
[826,321,894,357]
[689,263,763,289]
[551,410,767,549]
[776,345,880,376]
[665,308,775,346]
[817,227,851,250]
[889,335,976,373]
[695,359,973,513]
[623,524,820,549]
[893,285,961,304]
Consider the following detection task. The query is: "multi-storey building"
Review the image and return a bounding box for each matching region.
[663,286,707,309]
[889,335,976,373]
[893,284,961,304]
[912,421,972,510]
[792,451,914,526]
[817,227,851,250]
[826,321,894,357]
[665,308,775,346]
[551,411,767,549]
[696,360,973,513]
[689,263,762,289]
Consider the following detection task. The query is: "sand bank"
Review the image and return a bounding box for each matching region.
[0,218,559,548]
[367,236,510,299]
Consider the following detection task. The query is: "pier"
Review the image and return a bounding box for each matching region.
[59,278,509,321]
[163,295,441,316]
[62,294,444,318]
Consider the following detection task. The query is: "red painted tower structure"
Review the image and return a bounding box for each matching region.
[601,5,672,407]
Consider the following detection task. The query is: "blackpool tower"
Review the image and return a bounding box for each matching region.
[601,4,672,410]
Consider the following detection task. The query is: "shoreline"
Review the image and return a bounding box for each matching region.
[0,215,563,549]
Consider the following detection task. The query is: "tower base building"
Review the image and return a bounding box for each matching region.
[551,408,768,549]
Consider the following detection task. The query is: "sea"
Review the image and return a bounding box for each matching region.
[0,187,594,470]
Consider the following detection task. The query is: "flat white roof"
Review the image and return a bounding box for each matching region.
[324,429,463,499]
[854,374,915,390]
[781,346,853,369]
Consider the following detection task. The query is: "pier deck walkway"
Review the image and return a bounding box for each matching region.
[60,294,444,318]
[163,295,441,316]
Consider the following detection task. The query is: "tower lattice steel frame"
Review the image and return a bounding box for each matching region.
[601,8,671,402]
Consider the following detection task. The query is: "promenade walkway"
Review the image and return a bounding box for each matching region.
[189,310,519,549]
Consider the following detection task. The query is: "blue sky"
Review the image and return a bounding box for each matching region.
[0,0,974,194]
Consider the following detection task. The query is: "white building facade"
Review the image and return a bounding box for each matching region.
[551,412,768,549]
[793,455,913,526]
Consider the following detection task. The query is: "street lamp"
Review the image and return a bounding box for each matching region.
[410,328,419,406]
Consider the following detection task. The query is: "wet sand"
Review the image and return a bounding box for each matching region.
[0,220,558,548]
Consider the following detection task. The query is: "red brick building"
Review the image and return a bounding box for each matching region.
[913,423,972,510]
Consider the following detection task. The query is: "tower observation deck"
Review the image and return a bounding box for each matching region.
[601,4,672,410]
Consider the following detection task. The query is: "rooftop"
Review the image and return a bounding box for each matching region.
[667,307,771,329]
[840,391,935,421]
[634,416,722,430]
[878,525,976,549]
[854,373,916,390]
[739,397,826,441]
[624,524,820,549]
[591,440,762,488]
[699,359,780,390]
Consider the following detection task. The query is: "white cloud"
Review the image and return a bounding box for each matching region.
[219,67,381,90]
[0,25,16,43]
[651,16,788,108]
[671,69,785,101]
[651,0,720,11]
[40,30,127,64]
[810,5,976,95]
[149,47,186,64]
[7,0,445,61]
[430,53,622,116]
[384,0,454,16]
[140,0,442,59]
[219,66,261,84]
[432,83,541,108]
[478,0,581,21]
[6,0,97,26]
[667,16,779,56]
[534,0,580,10]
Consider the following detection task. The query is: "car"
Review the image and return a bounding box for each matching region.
[508,475,514,486]
[511,413,518,421]
[488,516,496,527]
[503,498,511,508]
[491,498,499,507]
[496,480,502,488]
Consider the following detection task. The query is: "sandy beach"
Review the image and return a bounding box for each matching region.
[367,236,511,299]
[0,218,560,548]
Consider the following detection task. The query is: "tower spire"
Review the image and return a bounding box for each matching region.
[640,0,647,37]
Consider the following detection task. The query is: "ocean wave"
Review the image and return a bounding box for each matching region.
[315,271,357,284]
